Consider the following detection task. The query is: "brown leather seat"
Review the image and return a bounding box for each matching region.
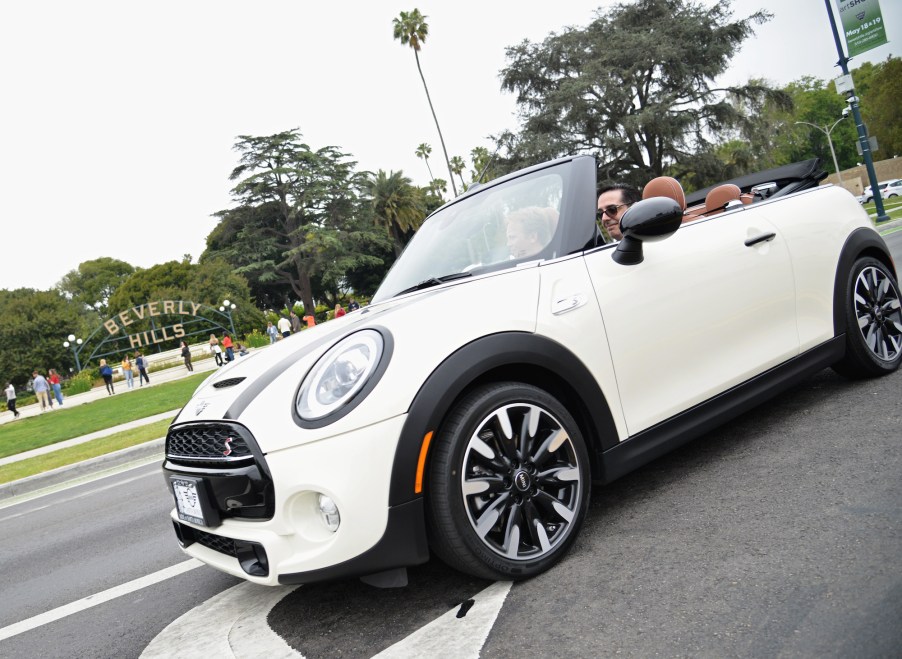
[704,184,742,216]
[642,176,686,211]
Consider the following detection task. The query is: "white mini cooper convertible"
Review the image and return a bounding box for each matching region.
[163,155,900,587]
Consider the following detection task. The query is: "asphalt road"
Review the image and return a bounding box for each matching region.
[0,227,899,658]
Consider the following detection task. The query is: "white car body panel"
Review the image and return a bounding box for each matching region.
[586,205,798,433]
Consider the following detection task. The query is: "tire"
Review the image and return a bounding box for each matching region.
[833,257,902,378]
[426,382,591,580]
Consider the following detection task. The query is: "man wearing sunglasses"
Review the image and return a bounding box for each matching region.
[597,183,640,241]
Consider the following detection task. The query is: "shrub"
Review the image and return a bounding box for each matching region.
[243,329,270,348]
[65,370,95,395]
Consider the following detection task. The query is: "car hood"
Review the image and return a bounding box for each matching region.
[172,266,542,453]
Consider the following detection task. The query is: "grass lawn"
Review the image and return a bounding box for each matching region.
[0,372,208,459]
[0,418,173,485]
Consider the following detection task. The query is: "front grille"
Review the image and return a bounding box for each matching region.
[213,377,246,388]
[167,424,253,462]
[195,529,237,557]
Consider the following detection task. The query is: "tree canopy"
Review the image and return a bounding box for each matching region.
[497,0,785,186]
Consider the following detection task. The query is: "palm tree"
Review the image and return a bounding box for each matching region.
[415,142,436,186]
[367,170,426,257]
[450,155,467,191]
[393,9,458,197]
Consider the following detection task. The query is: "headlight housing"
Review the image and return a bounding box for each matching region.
[296,329,386,423]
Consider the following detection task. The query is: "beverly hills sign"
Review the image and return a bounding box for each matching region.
[103,300,206,349]
[72,299,237,369]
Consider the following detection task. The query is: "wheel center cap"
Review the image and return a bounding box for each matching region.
[514,470,532,491]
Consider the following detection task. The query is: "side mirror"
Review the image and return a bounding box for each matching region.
[612,197,683,265]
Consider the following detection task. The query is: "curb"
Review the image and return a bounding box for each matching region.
[0,438,165,502]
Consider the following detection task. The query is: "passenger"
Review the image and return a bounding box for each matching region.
[597,183,640,241]
[505,206,559,259]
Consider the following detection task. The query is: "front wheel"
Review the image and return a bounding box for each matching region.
[427,382,591,581]
[833,257,902,378]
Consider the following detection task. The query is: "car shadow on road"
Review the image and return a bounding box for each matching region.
[269,558,492,658]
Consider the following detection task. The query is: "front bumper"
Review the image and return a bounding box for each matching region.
[165,414,429,586]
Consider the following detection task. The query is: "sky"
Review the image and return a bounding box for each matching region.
[1,0,899,292]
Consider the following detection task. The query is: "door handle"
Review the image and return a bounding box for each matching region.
[744,232,776,247]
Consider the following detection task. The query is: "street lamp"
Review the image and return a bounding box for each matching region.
[218,299,237,337]
[63,334,83,372]
[794,118,846,186]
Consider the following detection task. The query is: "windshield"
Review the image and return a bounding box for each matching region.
[373,167,567,302]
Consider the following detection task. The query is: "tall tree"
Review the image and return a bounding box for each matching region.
[225,130,366,315]
[57,257,135,317]
[393,9,458,197]
[450,155,467,191]
[860,56,902,158]
[0,288,84,384]
[367,170,426,257]
[415,142,436,187]
[498,0,785,186]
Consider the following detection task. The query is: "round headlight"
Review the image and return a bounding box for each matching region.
[296,329,385,421]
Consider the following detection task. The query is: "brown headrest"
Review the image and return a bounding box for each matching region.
[705,184,742,214]
[642,176,686,211]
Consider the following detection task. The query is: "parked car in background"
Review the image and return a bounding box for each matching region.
[860,179,902,203]
[161,156,901,588]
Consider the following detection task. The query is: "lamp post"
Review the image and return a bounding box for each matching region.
[62,334,83,372]
[218,299,237,337]
[795,118,845,186]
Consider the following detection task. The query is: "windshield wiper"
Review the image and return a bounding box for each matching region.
[394,272,472,297]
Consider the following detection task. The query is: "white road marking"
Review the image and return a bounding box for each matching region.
[0,470,157,522]
[375,580,513,658]
[141,577,512,658]
[141,581,301,659]
[0,559,203,642]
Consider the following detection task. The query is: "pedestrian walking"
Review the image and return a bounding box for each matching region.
[99,359,115,395]
[180,341,194,372]
[135,352,150,385]
[5,382,20,418]
[290,311,302,333]
[122,355,135,389]
[221,333,235,362]
[32,371,51,411]
[209,334,224,366]
[48,369,64,405]
[277,315,291,338]
[266,321,278,344]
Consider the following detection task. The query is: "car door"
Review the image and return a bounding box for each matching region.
[584,208,800,436]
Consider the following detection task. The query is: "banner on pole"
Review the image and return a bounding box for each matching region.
[835,0,889,57]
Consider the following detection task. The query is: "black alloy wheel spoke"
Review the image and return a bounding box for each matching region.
[520,500,550,552]
[530,428,568,468]
[462,474,508,497]
[500,501,523,558]
[532,489,575,525]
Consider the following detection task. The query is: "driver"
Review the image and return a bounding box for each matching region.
[505,206,558,259]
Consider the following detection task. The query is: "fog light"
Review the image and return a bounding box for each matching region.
[317,494,341,532]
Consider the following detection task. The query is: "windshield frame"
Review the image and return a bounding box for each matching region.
[372,155,598,303]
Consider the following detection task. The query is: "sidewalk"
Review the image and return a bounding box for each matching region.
[1,356,219,426]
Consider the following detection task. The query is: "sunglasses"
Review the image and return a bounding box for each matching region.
[597,203,630,220]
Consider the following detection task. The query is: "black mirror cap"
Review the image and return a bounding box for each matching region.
[612,197,683,265]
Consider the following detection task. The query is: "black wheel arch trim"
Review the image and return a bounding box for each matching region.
[389,331,618,507]
[833,227,896,337]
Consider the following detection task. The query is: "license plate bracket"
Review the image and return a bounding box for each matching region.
[170,476,221,527]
